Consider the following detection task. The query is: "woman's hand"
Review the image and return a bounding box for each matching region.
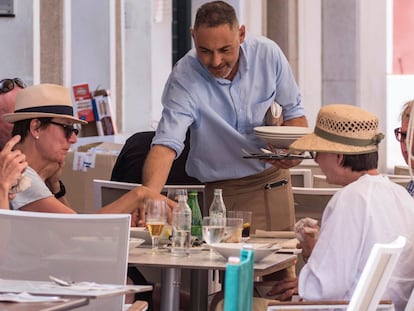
[0,135,27,192]
[297,227,319,262]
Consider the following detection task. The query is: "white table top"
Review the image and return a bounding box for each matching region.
[0,298,89,311]
[128,246,297,277]
[0,279,152,299]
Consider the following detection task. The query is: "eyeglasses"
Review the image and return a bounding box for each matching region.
[49,121,79,139]
[0,78,26,94]
[394,127,407,142]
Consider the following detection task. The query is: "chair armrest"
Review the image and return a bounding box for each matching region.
[126,300,149,311]
[266,299,393,310]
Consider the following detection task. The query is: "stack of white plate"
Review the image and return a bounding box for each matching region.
[254,126,312,148]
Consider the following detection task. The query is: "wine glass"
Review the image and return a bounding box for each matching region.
[145,199,168,252]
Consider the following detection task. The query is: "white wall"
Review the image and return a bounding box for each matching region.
[123,0,172,134]
[386,76,414,170]
[0,1,33,84]
[71,0,111,90]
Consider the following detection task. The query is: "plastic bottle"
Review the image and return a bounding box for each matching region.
[209,188,227,219]
[188,190,203,240]
[171,190,192,256]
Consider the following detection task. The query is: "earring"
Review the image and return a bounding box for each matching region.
[35,136,39,140]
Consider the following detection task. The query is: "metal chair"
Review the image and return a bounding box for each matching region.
[289,168,313,187]
[292,186,340,223]
[0,209,131,311]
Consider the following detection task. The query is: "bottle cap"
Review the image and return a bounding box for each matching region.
[228,256,240,264]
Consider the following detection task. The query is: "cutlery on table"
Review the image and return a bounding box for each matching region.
[49,275,72,287]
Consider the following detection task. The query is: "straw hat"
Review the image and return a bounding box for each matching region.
[3,83,87,124]
[290,104,384,155]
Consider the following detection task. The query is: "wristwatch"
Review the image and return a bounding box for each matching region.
[54,180,66,199]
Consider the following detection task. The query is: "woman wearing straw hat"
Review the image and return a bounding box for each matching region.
[3,83,174,218]
[263,104,414,310]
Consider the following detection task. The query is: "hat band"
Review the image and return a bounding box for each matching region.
[15,105,74,116]
[315,127,384,147]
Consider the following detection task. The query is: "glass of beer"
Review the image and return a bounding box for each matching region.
[145,199,168,252]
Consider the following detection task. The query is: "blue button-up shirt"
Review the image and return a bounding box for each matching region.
[153,34,305,182]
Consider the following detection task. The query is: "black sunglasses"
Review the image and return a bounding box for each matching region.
[394,127,407,143]
[0,78,26,94]
[49,121,79,139]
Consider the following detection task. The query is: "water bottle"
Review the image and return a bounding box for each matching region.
[188,190,203,240]
[171,190,192,256]
[209,188,226,219]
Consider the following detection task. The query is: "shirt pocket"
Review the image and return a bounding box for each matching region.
[249,91,275,130]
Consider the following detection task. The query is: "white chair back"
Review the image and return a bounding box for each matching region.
[347,235,406,311]
[0,210,131,311]
[404,287,414,311]
[394,165,410,176]
[292,186,340,222]
[386,174,412,188]
[93,179,206,214]
[267,236,406,311]
[312,174,343,188]
[289,168,313,187]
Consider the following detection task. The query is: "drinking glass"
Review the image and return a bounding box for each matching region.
[166,188,188,202]
[222,217,243,243]
[145,199,168,252]
[227,211,252,240]
[202,217,226,248]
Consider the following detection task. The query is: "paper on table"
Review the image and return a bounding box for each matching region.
[47,282,123,291]
[0,292,64,302]
[279,238,299,249]
[254,230,296,239]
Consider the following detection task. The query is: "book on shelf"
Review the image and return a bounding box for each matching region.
[72,84,95,123]
[71,84,117,136]
[91,89,117,136]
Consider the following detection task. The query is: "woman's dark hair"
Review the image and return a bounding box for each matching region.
[341,152,378,172]
[194,1,238,30]
[12,117,52,143]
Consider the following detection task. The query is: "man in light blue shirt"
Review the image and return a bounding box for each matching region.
[143,1,308,231]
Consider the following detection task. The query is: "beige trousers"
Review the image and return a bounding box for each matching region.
[205,167,295,232]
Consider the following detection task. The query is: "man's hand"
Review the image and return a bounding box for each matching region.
[264,158,303,169]
[262,145,303,169]
[266,277,298,301]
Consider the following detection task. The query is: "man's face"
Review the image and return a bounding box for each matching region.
[191,24,245,80]
[0,87,22,149]
[400,117,414,169]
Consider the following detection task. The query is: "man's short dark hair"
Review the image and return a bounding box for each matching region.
[194,1,238,30]
[342,152,378,172]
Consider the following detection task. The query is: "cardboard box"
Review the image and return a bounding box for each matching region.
[61,142,123,213]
